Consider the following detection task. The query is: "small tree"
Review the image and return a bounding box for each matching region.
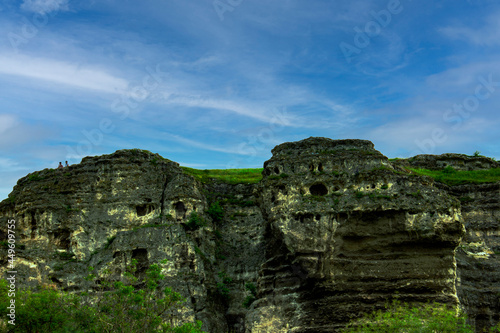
[80,259,205,332]
[207,202,224,224]
[0,260,206,333]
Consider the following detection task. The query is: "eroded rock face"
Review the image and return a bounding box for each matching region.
[395,153,500,171]
[249,137,465,332]
[0,149,228,332]
[437,182,500,332]
[0,139,498,332]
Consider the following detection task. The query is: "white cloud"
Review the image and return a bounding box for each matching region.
[163,133,256,156]
[426,61,500,93]
[162,94,293,124]
[439,11,500,46]
[0,54,128,94]
[0,115,18,134]
[21,0,68,14]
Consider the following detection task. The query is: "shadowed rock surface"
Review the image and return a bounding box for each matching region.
[1,139,498,332]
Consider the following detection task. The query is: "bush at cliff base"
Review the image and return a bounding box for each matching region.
[0,260,206,333]
[343,300,477,333]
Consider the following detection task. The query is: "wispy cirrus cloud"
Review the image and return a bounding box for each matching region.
[0,54,128,94]
[439,11,500,46]
[20,0,69,14]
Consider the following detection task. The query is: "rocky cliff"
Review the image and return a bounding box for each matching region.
[1,138,499,332]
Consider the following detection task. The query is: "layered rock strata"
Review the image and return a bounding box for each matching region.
[1,139,498,332]
[249,138,465,332]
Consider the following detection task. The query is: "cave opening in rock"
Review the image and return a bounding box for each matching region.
[132,248,149,278]
[54,228,71,249]
[174,201,186,218]
[310,183,328,196]
[136,205,148,216]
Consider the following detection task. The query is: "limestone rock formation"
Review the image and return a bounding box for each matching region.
[1,139,499,332]
[251,138,465,332]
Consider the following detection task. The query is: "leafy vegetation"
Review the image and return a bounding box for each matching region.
[267,173,290,180]
[342,300,474,332]
[28,173,44,182]
[242,282,257,308]
[181,167,263,184]
[104,235,117,249]
[0,260,206,332]
[216,272,232,301]
[355,190,365,199]
[409,167,500,186]
[55,251,76,261]
[185,212,206,231]
[207,202,224,224]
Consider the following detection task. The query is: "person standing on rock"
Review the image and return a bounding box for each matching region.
[58,162,63,169]
[65,161,69,167]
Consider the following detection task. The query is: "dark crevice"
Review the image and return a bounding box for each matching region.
[159,175,170,223]
[30,211,37,239]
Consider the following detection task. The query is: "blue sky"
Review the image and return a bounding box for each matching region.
[1,0,500,200]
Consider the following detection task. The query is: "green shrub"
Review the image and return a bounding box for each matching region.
[243,295,256,308]
[104,235,117,249]
[342,300,473,333]
[0,260,206,332]
[242,282,257,308]
[56,251,75,260]
[245,282,257,296]
[28,173,44,181]
[216,272,232,300]
[207,202,224,224]
[185,212,206,231]
[409,190,422,198]
[443,166,456,174]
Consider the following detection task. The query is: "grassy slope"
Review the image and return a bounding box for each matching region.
[181,167,263,184]
[409,167,500,186]
[180,165,500,186]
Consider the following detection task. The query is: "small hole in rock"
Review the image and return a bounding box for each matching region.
[174,202,186,218]
[136,205,148,217]
[310,183,328,196]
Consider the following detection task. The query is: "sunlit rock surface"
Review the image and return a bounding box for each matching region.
[1,139,498,332]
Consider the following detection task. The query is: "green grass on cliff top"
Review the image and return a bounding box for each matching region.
[410,167,500,186]
[181,167,264,184]
[181,165,500,186]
